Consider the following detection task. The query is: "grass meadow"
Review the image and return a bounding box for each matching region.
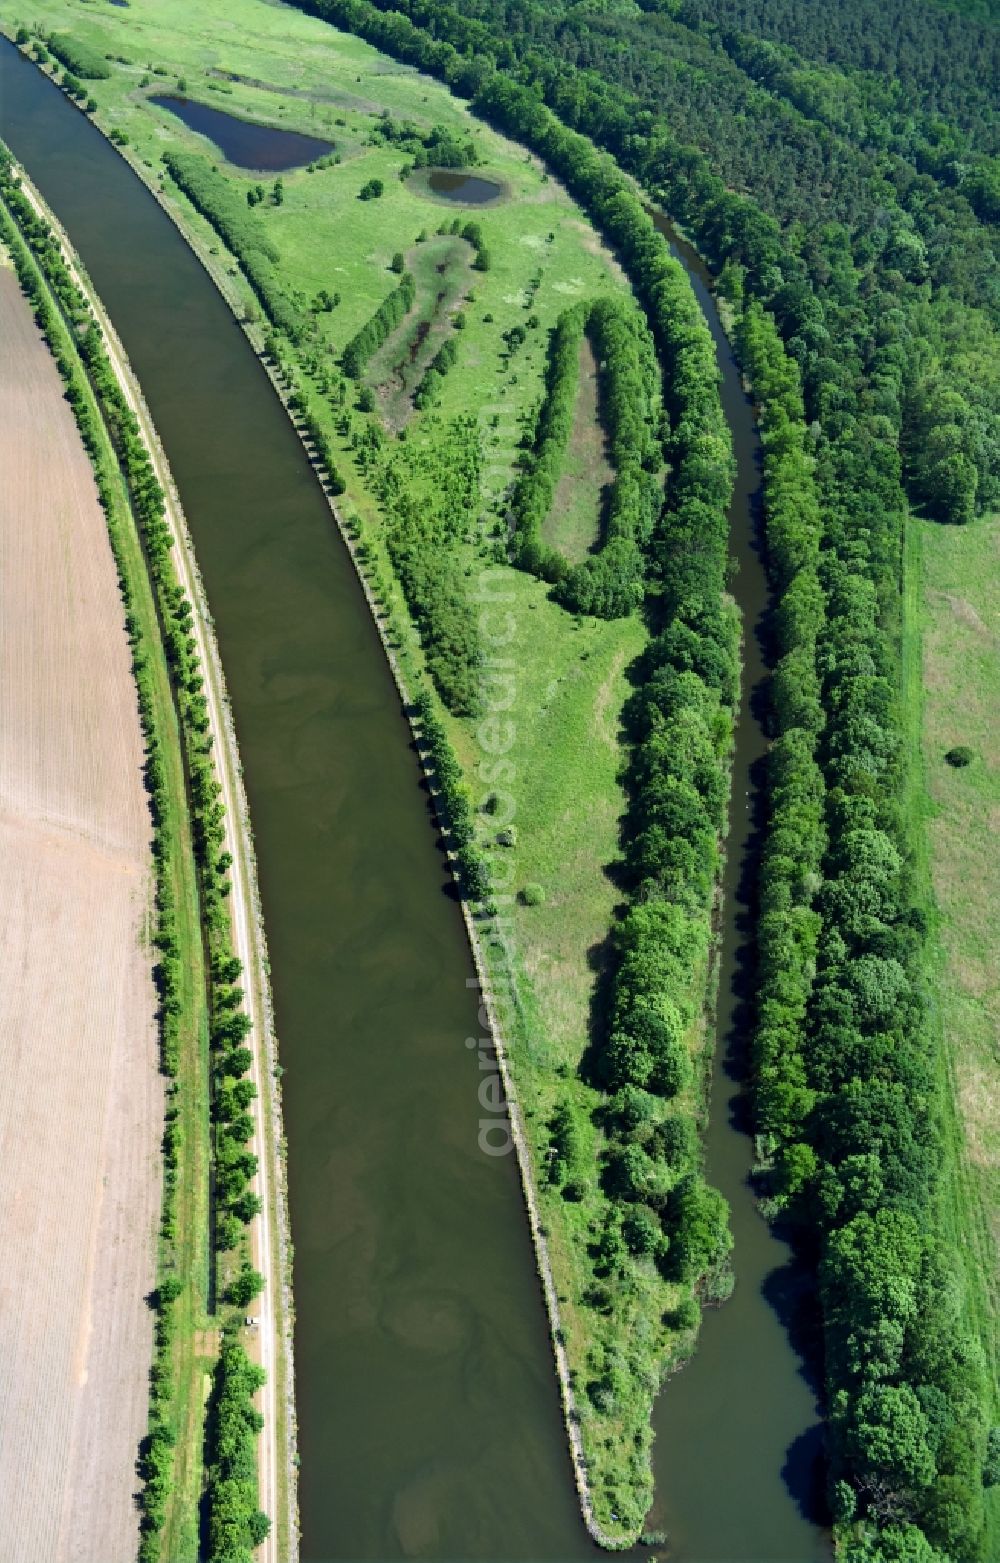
[905,510,1000,1547]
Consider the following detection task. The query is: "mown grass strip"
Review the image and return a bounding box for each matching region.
[739,293,998,1561]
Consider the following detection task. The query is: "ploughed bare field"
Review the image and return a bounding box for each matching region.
[0,265,162,1562]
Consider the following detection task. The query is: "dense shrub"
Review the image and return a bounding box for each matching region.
[46,31,112,79]
[341,270,415,377]
[204,1338,270,1563]
[368,417,483,714]
[162,150,300,338]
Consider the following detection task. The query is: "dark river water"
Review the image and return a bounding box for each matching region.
[425,168,504,205]
[0,37,830,1563]
[150,92,334,170]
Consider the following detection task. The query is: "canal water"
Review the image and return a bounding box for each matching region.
[0,43,585,1563]
[0,38,831,1562]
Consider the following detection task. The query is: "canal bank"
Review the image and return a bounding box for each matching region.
[8,162,294,1559]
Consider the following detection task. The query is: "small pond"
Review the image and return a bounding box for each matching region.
[424,167,505,205]
[150,95,333,172]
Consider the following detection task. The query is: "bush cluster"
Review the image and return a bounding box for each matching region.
[510,295,662,618]
[162,150,301,338]
[456,217,490,271]
[412,688,489,899]
[373,109,475,169]
[204,1337,270,1562]
[45,31,111,79]
[341,269,416,378]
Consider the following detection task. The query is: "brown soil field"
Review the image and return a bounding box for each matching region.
[0,265,162,1562]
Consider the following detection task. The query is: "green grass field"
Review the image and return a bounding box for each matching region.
[904,511,1000,1547]
[918,514,1000,1230]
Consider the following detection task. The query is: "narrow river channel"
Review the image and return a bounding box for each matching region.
[643,219,832,1563]
[0,37,830,1562]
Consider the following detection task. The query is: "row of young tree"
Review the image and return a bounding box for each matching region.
[71,305,262,1271]
[162,149,301,339]
[509,295,661,618]
[285,383,348,495]
[341,268,416,378]
[739,296,995,1562]
[411,688,489,899]
[510,300,586,577]
[0,150,269,1559]
[411,333,457,408]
